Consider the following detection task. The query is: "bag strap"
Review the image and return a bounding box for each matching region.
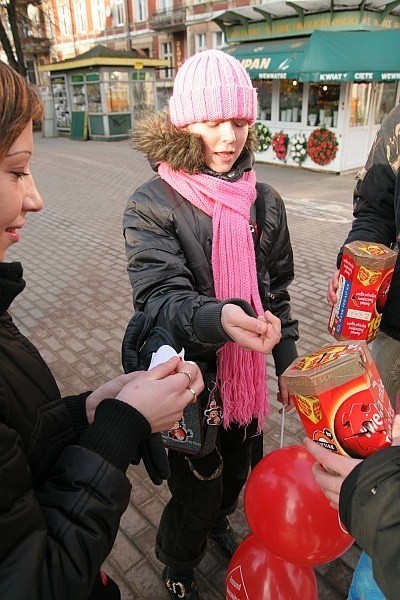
[255,191,265,248]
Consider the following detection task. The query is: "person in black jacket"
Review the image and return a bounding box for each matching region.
[123,50,298,599]
[325,103,400,600]
[0,61,204,600]
[328,103,400,406]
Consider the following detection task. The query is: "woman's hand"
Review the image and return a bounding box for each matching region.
[86,372,144,424]
[115,357,204,433]
[327,269,340,307]
[221,304,281,354]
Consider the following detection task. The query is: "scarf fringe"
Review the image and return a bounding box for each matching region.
[218,342,269,430]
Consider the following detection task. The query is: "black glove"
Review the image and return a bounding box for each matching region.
[122,311,179,485]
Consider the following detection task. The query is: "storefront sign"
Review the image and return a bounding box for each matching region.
[316,72,400,82]
[225,11,400,43]
[242,57,271,71]
[381,73,400,80]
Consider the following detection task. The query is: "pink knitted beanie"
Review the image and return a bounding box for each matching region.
[169,49,258,127]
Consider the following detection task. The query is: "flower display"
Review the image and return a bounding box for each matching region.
[307,128,339,166]
[272,132,289,161]
[254,122,272,152]
[289,133,307,165]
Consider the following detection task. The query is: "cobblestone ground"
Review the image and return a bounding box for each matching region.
[9,134,363,599]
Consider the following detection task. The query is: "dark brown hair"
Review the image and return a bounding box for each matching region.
[0,61,43,158]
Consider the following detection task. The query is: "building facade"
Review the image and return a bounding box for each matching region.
[3,0,399,167]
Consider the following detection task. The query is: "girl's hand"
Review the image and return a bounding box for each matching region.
[221,304,281,354]
[277,375,295,413]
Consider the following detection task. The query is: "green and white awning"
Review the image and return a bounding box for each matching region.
[225,30,400,82]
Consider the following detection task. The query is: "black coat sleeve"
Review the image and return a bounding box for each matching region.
[256,185,299,374]
[339,446,400,600]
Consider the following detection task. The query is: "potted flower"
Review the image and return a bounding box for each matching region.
[307,128,339,166]
[254,122,272,153]
[289,133,307,165]
[272,131,289,161]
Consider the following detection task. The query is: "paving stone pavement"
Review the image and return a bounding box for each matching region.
[8,133,365,599]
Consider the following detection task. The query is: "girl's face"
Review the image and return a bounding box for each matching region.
[0,120,43,261]
[186,118,249,173]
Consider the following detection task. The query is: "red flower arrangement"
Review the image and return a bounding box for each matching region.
[272,131,289,160]
[307,128,339,166]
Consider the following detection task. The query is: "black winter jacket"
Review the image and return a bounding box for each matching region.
[123,112,298,376]
[340,446,400,600]
[0,262,150,600]
[338,105,400,599]
[338,103,400,340]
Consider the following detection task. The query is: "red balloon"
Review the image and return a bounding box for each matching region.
[226,534,318,600]
[244,444,354,565]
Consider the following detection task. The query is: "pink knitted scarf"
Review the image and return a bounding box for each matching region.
[158,162,268,429]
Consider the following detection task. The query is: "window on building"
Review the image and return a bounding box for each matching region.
[27,4,41,37]
[92,0,105,30]
[161,42,173,79]
[349,83,372,127]
[158,0,172,9]
[253,80,273,121]
[194,33,206,54]
[212,31,225,50]
[58,3,72,36]
[114,0,125,26]
[279,80,304,123]
[45,6,55,38]
[25,59,37,85]
[74,0,87,33]
[134,0,147,21]
[308,83,340,127]
[374,82,398,125]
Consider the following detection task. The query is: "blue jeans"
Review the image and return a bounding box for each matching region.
[348,551,386,599]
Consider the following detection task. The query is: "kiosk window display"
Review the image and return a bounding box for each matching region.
[71,74,86,111]
[104,71,130,113]
[86,73,102,113]
[279,80,303,123]
[132,71,155,118]
[254,80,273,121]
[374,82,397,124]
[350,83,372,127]
[308,83,340,128]
[51,75,70,130]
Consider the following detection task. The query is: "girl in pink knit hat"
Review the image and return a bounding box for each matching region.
[123,49,299,599]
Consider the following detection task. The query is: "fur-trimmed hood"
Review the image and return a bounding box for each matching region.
[129,109,257,175]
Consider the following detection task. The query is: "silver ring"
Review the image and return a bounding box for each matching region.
[180,370,192,385]
[188,387,197,404]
